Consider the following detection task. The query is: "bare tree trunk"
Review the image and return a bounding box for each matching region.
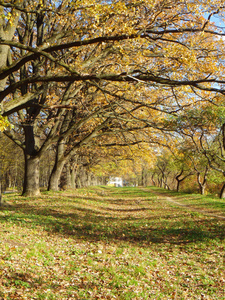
[220,183,225,199]
[75,173,82,188]
[21,124,42,196]
[197,173,206,195]
[48,138,67,191]
[79,168,87,187]
[151,173,156,186]
[48,159,66,191]
[175,170,193,192]
[0,161,2,206]
[71,165,78,189]
[74,166,88,188]
[23,155,41,196]
[176,180,181,192]
[196,167,208,195]
[163,178,170,190]
[66,163,72,189]
[141,168,148,187]
[200,184,206,195]
[0,9,20,202]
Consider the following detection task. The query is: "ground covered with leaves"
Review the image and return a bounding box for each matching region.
[0,186,224,299]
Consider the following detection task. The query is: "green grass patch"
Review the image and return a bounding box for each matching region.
[0,186,224,299]
[151,186,225,216]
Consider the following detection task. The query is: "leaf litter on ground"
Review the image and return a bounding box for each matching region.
[0,186,224,299]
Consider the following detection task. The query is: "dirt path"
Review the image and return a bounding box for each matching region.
[148,187,225,220]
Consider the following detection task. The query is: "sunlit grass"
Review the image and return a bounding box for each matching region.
[0,186,224,299]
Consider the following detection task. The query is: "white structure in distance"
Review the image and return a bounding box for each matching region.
[107,177,123,187]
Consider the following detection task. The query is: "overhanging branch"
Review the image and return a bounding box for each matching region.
[1,73,225,105]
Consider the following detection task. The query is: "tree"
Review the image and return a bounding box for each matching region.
[1,1,225,196]
[165,99,225,196]
[0,134,23,190]
[184,145,210,195]
[200,127,225,198]
[0,2,20,203]
[154,151,174,189]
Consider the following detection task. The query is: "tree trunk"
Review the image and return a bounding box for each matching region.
[197,173,207,195]
[71,166,77,189]
[79,168,87,187]
[200,184,206,195]
[141,168,148,187]
[48,159,66,191]
[66,163,72,189]
[75,174,82,188]
[196,167,208,196]
[160,176,163,188]
[0,10,20,202]
[220,183,225,199]
[176,180,181,192]
[23,155,41,196]
[21,122,42,196]
[151,173,156,186]
[48,138,67,191]
[164,179,170,190]
[0,161,2,206]
[175,170,193,192]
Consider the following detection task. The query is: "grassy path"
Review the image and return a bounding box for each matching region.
[0,186,224,299]
[148,187,225,220]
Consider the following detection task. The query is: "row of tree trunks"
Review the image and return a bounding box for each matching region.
[1,148,103,195]
[46,151,103,192]
[150,168,210,195]
[23,153,103,193]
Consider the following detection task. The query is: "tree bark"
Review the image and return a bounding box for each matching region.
[141,167,148,187]
[200,185,206,195]
[0,8,20,201]
[48,138,67,191]
[195,164,209,195]
[79,168,87,187]
[197,172,207,195]
[66,163,72,189]
[71,165,78,189]
[22,154,41,196]
[176,180,181,192]
[0,161,2,206]
[75,174,82,188]
[220,183,225,199]
[175,170,193,192]
[21,123,42,196]
[151,173,156,186]
[48,159,66,191]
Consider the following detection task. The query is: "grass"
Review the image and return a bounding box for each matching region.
[151,186,225,216]
[0,186,224,299]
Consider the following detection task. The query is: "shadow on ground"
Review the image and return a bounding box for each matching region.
[0,192,224,246]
